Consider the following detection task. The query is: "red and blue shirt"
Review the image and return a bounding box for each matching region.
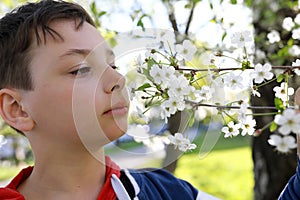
[0,156,219,200]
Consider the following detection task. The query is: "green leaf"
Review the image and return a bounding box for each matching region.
[107,37,117,48]
[274,97,284,111]
[245,0,253,7]
[276,74,285,82]
[193,0,201,4]
[269,121,277,132]
[137,14,148,31]
[89,2,105,28]
[137,83,152,91]
[287,38,294,46]
[221,32,227,41]
[137,20,144,31]
[210,18,216,23]
[90,1,97,16]
[184,3,191,9]
[230,0,237,4]
[98,11,107,18]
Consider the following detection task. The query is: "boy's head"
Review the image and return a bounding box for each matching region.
[0,0,95,91]
[0,0,129,151]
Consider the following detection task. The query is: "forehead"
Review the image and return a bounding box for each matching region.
[29,19,111,69]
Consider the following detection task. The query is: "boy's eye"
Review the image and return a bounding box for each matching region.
[70,66,91,76]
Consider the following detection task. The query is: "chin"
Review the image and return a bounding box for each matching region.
[105,124,128,142]
[99,114,128,141]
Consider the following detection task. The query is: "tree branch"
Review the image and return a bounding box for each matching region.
[184,1,196,36]
[164,0,179,39]
[185,100,279,110]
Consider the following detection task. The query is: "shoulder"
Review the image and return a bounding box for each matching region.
[279,157,300,200]
[124,168,198,200]
[122,168,220,200]
[0,166,32,200]
[0,188,25,200]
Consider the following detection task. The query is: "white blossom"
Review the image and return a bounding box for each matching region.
[201,52,217,66]
[267,30,281,43]
[127,124,150,143]
[208,72,223,88]
[136,54,147,73]
[251,88,261,97]
[145,49,157,59]
[295,13,300,25]
[175,40,197,61]
[160,97,186,122]
[170,98,186,112]
[249,81,261,97]
[149,64,164,84]
[168,133,197,152]
[160,66,176,89]
[127,82,136,100]
[237,100,249,122]
[194,85,214,102]
[240,117,256,136]
[255,49,266,61]
[274,109,300,135]
[162,65,175,80]
[292,59,300,76]
[230,30,253,48]
[168,75,191,97]
[223,72,244,90]
[268,134,297,153]
[288,45,300,56]
[158,31,176,52]
[160,108,171,123]
[273,82,294,102]
[221,121,241,138]
[145,136,169,152]
[282,17,295,31]
[250,63,274,84]
[292,28,300,40]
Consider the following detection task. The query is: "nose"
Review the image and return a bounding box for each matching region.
[103,67,126,93]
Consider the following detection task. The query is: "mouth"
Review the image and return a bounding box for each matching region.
[103,103,129,116]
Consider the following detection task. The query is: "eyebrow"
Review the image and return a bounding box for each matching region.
[59,48,91,58]
[59,48,115,59]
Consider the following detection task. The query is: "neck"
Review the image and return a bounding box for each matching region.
[19,145,106,199]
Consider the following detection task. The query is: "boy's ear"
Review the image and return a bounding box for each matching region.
[0,89,34,133]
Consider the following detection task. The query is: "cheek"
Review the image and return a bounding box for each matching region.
[28,85,75,133]
[71,83,113,146]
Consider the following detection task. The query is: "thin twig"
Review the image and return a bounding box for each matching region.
[185,99,290,110]
[177,66,300,72]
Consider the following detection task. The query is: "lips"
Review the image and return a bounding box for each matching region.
[103,103,129,116]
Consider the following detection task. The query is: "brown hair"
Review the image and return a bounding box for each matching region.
[0,0,95,90]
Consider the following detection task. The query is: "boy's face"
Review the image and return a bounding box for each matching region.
[20,20,129,149]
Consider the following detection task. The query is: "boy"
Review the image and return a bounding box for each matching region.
[0,0,218,199]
